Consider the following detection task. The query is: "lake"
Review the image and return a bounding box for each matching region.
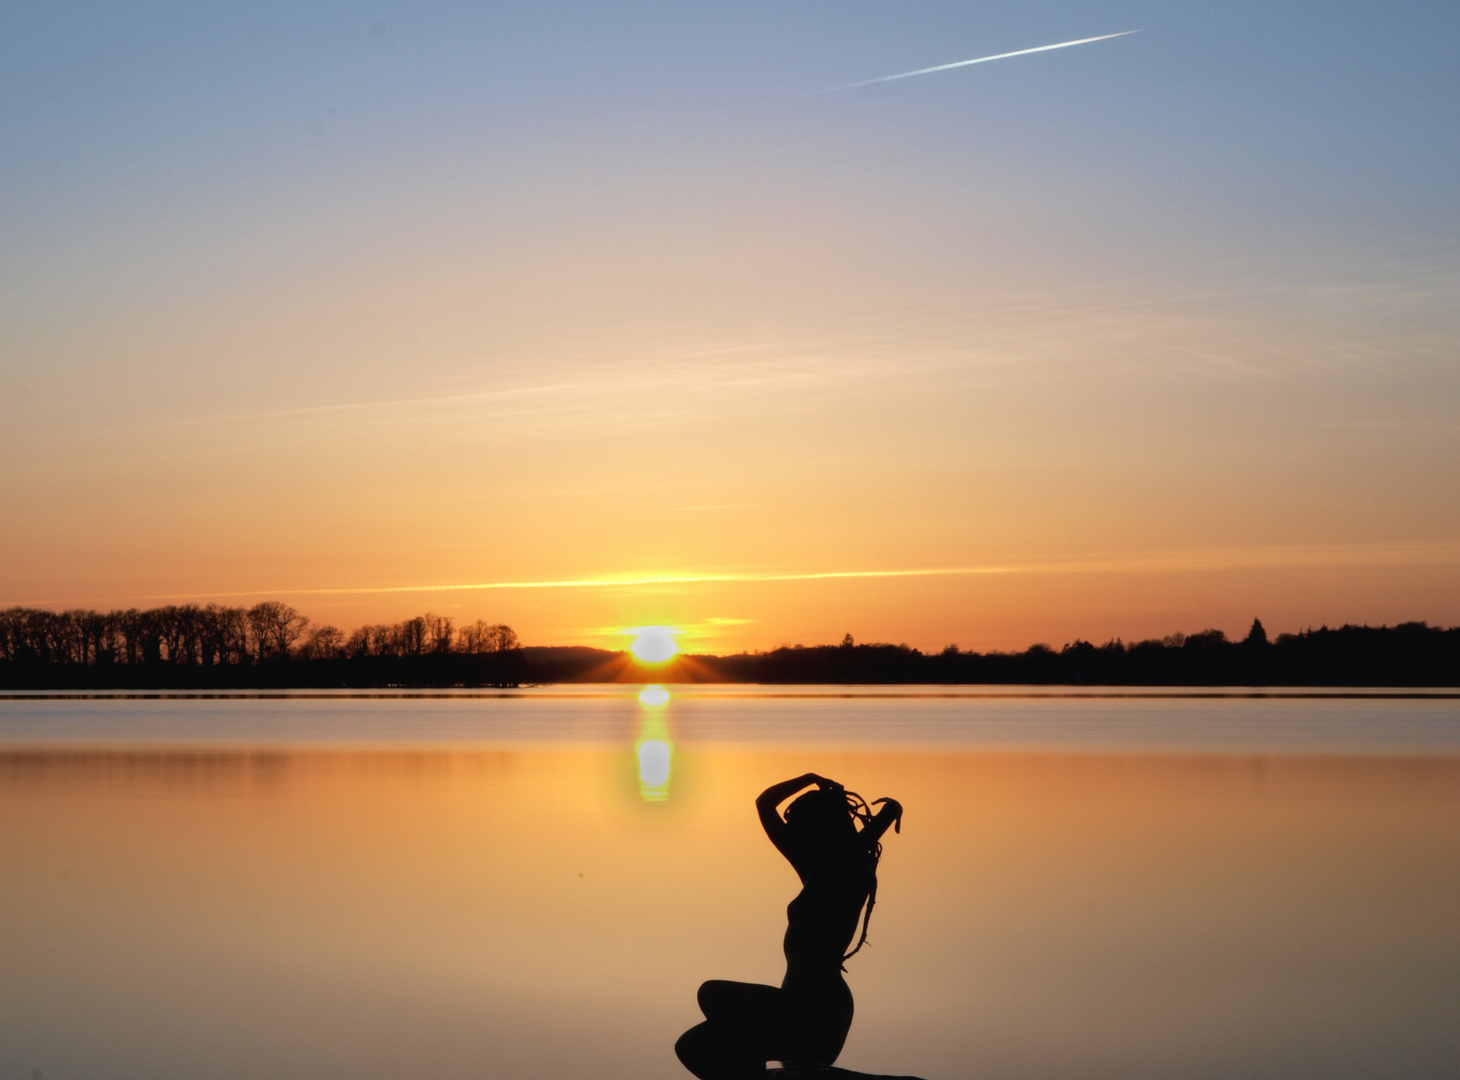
[1,687,1457,1080]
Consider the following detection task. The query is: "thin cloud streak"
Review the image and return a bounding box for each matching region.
[611,30,1141,136]
[822,32,1142,94]
[12,541,1460,607]
[254,542,1460,595]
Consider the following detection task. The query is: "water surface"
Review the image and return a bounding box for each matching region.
[1,689,1456,1079]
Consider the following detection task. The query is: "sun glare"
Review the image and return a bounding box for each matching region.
[637,739,671,789]
[629,626,679,663]
[639,685,670,706]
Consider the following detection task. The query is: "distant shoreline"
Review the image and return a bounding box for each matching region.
[6,604,1458,689]
[5,687,1459,699]
[5,626,1459,690]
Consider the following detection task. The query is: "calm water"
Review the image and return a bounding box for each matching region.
[1,687,1456,1080]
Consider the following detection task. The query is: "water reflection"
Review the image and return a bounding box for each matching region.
[639,686,671,707]
[636,685,674,801]
[1,721,1457,1080]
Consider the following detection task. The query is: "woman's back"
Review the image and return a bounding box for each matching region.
[784,863,872,981]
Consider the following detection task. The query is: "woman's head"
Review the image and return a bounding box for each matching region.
[784,787,861,851]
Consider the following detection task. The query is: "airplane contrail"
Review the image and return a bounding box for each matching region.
[604,30,1141,137]
[820,31,1141,95]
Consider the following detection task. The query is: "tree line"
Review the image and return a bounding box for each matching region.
[3,609,1457,687]
[514,619,1460,687]
[690,619,1460,687]
[0,602,517,670]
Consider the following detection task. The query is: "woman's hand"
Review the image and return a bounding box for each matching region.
[866,797,904,840]
[757,773,841,859]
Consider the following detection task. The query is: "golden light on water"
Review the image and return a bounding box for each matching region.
[634,685,673,801]
[629,626,679,663]
[637,740,671,788]
[638,686,671,706]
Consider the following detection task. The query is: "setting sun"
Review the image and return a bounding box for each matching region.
[629,626,679,664]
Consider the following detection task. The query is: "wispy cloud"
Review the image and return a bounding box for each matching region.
[821,32,1141,94]
[12,541,1459,607]
[610,31,1141,136]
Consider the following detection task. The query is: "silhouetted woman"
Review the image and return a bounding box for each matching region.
[676,773,903,1079]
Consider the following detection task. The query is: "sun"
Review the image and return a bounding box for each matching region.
[629,626,679,664]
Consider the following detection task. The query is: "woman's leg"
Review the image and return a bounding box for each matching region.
[675,981,789,1080]
[675,1021,759,1080]
[780,977,855,1069]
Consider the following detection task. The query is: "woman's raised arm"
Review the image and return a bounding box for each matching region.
[861,797,903,847]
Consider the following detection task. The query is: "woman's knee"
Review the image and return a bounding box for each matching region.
[675,1022,711,1072]
[696,979,738,1017]
[676,1020,753,1080]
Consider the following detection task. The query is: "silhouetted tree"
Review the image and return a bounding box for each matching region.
[395,616,427,657]
[349,623,402,657]
[299,625,345,660]
[459,620,518,653]
[423,612,455,654]
[247,602,309,662]
[1183,629,1228,649]
[202,605,250,666]
[6,607,1460,688]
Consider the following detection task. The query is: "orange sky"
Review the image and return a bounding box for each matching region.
[3,6,1458,652]
[4,260,1456,652]
[5,270,1459,653]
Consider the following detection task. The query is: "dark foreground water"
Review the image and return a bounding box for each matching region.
[1,687,1456,1080]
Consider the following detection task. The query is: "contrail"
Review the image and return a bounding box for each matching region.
[611,30,1140,136]
[820,31,1141,94]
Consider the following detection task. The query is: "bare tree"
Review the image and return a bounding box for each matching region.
[0,609,20,663]
[423,612,455,654]
[346,624,394,658]
[0,603,521,674]
[205,606,250,665]
[75,609,108,665]
[299,625,345,660]
[132,609,163,664]
[394,617,427,657]
[175,605,204,665]
[155,607,185,664]
[458,620,518,654]
[247,602,309,662]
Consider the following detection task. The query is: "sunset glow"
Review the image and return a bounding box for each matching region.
[3,8,1457,1080]
[630,628,680,664]
[1,5,1456,652]
[634,688,674,801]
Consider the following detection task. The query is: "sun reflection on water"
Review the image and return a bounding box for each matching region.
[634,685,673,801]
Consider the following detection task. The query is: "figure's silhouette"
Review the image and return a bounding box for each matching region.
[676,773,912,1079]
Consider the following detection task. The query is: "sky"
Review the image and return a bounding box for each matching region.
[2,1,1458,653]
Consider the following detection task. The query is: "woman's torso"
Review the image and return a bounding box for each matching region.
[782,867,869,988]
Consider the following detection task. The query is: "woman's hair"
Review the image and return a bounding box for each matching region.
[784,786,892,964]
